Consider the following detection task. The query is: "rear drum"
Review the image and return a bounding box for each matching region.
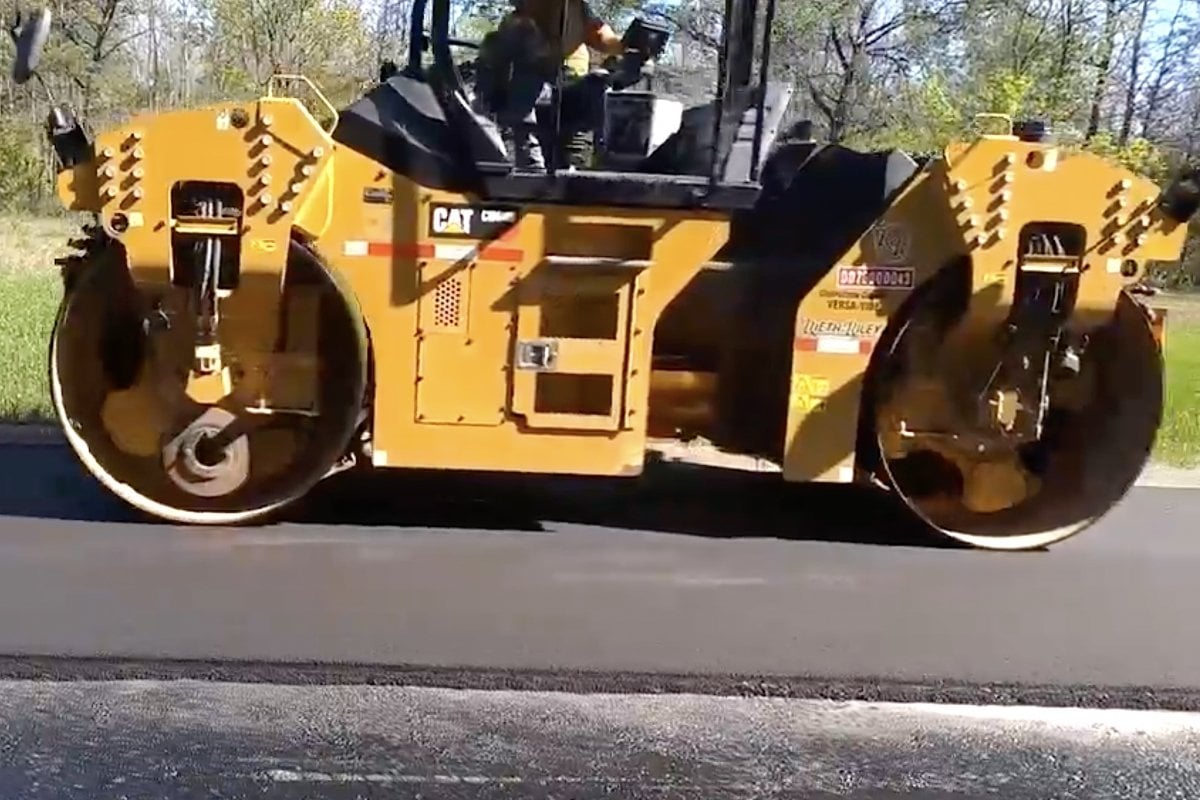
[49,236,369,524]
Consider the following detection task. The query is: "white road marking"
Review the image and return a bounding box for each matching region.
[266,769,525,785]
[896,701,1200,733]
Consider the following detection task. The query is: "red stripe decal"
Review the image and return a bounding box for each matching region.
[361,242,521,262]
[478,245,523,262]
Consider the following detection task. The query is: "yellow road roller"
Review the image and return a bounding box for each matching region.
[10,1,1200,548]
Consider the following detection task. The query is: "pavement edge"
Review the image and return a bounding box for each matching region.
[0,424,63,446]
[4,423,1198,488]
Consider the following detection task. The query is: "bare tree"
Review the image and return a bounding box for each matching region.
[1118,0,1151,144]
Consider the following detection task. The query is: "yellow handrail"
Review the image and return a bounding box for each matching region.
[266,73,340,135]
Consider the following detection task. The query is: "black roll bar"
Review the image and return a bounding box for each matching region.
[410,0,471,76]
[409,0,777,187]
[406,0,428,74]
[749,0,776,180]
[428,0,455,82]
[709,0,735,186]
[710,0,772,186]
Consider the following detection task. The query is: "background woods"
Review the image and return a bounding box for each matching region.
[0,0,1196,282]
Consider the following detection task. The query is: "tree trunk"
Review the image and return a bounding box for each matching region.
[1119,0,1151,145]
[1085,0,1118,140]
[1139,0,1184,142]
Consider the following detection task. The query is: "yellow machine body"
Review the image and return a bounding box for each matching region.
[54,95,730,481]
[783,136,1186,486]
[48,84,1193,547]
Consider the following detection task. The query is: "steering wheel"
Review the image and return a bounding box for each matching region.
[550,44,658,119]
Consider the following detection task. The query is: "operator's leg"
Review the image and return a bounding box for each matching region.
[475,19,549,171]
[558,63,594,170]
[498,67,549,171]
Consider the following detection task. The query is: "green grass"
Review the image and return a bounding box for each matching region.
[0,215,76,423]
[1157,316,1200,468]
[0,272,60,422]
[1,214,1199,469]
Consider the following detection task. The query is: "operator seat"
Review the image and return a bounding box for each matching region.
[332,71,486,191]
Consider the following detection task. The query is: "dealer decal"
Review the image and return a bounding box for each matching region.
[795,318,884,356]
[429,202,521,240]
[836,266,915,290]
[798,319,885,338]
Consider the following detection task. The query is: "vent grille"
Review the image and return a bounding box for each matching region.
[432,275,463,330]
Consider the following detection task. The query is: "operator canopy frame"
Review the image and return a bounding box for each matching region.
[333,0,793,210]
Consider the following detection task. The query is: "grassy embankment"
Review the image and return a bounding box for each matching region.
[2,214,1199,466]
[0,215,74,424]
[1156,294,1200,467]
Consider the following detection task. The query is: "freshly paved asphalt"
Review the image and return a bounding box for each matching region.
[4,680,1200,799]
[0,442,1197,708]
[1,442,1199,798]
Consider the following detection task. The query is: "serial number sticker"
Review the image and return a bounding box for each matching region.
[836,266,915,290]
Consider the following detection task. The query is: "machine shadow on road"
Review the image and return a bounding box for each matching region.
[292,451,954,548]
[0,443,954,547]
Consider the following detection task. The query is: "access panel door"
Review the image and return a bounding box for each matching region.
[509,259,644,432]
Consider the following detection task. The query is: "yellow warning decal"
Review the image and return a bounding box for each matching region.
[790,374,831,412]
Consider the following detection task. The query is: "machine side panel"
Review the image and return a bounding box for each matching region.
[703,144,920,458]
[312,151,424,466]
[315,148,731,475]
[781,162,960,483]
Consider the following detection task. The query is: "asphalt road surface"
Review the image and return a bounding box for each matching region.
[0,442,1198,708]
[3,680,1200,799]
[3,442,1200,798]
